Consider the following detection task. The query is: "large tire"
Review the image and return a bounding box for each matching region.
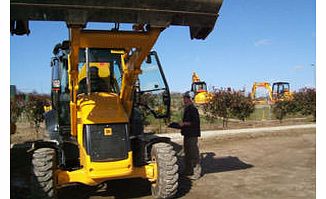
[151,142,179,199]
[31,148,57,199]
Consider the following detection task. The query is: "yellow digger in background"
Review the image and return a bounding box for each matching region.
[10,0,223,198]
[191,72,213,104]
[251,81,293,105]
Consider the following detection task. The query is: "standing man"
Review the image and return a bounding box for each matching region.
[179,91,202,180]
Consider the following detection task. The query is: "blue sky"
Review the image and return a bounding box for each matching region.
[10,0,316,94]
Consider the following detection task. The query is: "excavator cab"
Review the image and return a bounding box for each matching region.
[272,82,292,101]
[192,81,208,93]
[77,48,122,94]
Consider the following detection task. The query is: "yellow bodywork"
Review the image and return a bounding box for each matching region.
[76,92,128,124]
[57,151,157,186]
[194,91,212,104]
[57,92,157,185]
[56,27,162,187]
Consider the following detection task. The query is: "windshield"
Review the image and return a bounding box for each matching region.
[192,82,207,93]
[77,48,122,94]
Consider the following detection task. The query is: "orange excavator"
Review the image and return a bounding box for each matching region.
[11,0,224,198]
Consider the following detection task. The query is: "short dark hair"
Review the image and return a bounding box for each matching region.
[183,91,193,99]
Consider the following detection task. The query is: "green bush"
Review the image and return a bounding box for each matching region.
[272,87,316,122]
[203,89,255,128]
[293,88,316,120]
[10,99,25,134]
[272,100,292,122]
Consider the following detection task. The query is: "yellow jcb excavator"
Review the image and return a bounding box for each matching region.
[251,81,293,105]
[11,0,223,198]
[191,72,213,104]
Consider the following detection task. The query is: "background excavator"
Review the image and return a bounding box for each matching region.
[191,72,212,104]
[251,81,293,105]
[10,0,223,198]
[272,82,293,102]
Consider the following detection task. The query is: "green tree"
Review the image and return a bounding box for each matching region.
[203,89,255,128]
[293,88,316,120]
[272,100,292,122]
[272,87,316,122]
[230,92,255,121]
[10,99,24,134]
[24,94,48,132]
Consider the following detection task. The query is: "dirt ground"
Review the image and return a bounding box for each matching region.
[10,125,315,199]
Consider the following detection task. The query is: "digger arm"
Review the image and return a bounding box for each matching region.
[251,82,273,103]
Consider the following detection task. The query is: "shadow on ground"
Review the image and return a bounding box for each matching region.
[58,178,152,199]
[201,152,254,174]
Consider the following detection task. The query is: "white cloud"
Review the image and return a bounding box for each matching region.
[254,39,272,47]
[293,65,304,72]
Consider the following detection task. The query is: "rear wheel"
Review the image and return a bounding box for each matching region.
[151,142,178,199]
[31,148,57,199]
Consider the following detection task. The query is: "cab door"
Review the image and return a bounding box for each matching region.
[136,51,170,119]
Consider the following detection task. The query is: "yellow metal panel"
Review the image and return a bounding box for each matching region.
[77,92,128,124]
[57,152,133,186]
[194,92,211,104]
[68,27,82,137]
[57,152,158,186]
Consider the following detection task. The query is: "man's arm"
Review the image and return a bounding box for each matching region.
[179,121,191,127]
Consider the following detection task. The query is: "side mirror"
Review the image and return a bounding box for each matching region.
[146,55,152,64]
[53,43,62,55]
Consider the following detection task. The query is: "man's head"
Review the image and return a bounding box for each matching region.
[90,67,100,79]
[183,91,194,106]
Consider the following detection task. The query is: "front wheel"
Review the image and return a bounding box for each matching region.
[151,142,179,199]
[31,148,57,199]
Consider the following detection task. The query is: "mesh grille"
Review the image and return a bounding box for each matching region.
[84,123,129,162]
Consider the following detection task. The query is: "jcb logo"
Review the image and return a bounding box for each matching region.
[104,128,112,136]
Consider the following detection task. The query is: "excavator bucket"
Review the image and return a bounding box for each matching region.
[10,0,223,39]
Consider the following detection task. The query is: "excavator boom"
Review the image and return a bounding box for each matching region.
[11,0,223,39]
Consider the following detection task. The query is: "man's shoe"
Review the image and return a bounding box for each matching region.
[187,174,201,180]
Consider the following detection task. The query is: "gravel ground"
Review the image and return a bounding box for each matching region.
[11,125,315,199]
